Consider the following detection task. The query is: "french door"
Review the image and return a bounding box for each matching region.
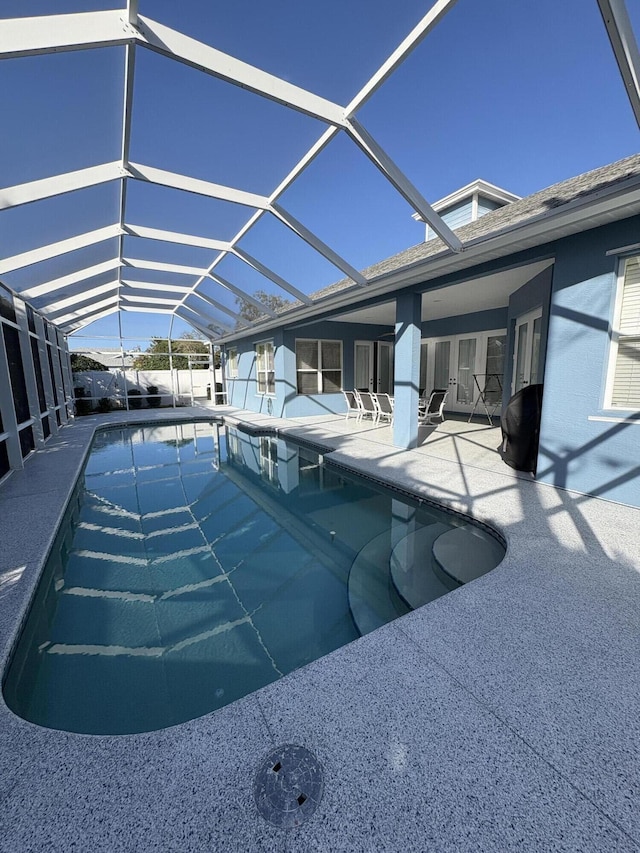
[422,331,507,413]
[512,308,542,394]
[354,341,374,392]
[376,342,394,394]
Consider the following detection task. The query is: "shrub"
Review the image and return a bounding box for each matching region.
[146,385,161,408]
[127,389,143,409]
[74,387,92,416]
[96,397,113,413]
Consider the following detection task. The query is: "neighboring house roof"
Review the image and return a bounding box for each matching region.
[74,349,136,368]
[219,153,640,341]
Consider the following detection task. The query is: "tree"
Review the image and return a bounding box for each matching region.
[132,333,210,370]
[70,353,107,372]
[234,289,292,325]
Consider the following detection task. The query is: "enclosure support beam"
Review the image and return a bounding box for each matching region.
[233,249,312,305]
[0,226,122,276]
[20,260,121,300]
[597,0,640,128]
[345,119,463,252]
[270,204,368,287]
[206,274,278,318]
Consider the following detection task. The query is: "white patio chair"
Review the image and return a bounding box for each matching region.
[374,393,394,424]
[358,391,378,421]
[418,389,448,425]
[343,390,363,420]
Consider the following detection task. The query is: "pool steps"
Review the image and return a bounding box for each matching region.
[349,522,503,635]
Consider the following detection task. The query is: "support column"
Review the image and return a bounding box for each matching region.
[393,292,422,449]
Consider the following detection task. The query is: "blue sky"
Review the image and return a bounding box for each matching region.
[0,0,638,349]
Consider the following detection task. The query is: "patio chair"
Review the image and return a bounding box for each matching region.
[358,391,378,421]
[418,389,448,425]
[374,393,394,424]
[343,390,363,420]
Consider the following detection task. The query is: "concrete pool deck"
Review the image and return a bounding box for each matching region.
[0,405,638,851]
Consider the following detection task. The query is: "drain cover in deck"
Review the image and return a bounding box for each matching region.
[254,744,323,828]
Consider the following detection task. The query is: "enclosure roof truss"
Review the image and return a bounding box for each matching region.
[0,0,637,338]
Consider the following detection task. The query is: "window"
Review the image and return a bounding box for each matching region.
[609,256,640,409]
[227,348,238,379]
[259,436,278,486]
[255,341,275,395]
[296,339,342,394]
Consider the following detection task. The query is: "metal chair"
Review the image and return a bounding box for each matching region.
[343,390,363,420]
[358,391,378,421]
[418,389,448,425]
[374,393,394,424]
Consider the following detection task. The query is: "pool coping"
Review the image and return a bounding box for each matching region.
[0,406,639,852]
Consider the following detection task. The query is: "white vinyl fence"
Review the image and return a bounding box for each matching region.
[72,368,225,412]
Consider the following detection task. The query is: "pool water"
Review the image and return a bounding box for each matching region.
[3,422,504,734]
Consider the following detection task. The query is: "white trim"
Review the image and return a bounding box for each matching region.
[295,338,343,395]
[255,339,276,396]
[226,348,239,380]
[604,258,626,407]
[432,179,521,210]
[512,308,543,395]
[604,254,640,409]
[354,340,374,392]
[605,242,640,256]
[588,415,640,423]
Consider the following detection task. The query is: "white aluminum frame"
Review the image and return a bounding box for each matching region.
[3,0,629,342]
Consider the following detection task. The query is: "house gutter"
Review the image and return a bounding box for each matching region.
[216,174,640,344]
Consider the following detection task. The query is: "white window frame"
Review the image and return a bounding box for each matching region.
[605,255,640,410]
[255,340,275,396]
[226,347,238,380]
[295,338,343,395]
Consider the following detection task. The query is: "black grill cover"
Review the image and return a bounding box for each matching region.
[500,384,543,474]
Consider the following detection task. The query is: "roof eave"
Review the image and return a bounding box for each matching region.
[215,175,640,345]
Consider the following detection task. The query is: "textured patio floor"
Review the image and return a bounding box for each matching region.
[0,405,638,852]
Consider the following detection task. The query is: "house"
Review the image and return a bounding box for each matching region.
[220,153,640,508]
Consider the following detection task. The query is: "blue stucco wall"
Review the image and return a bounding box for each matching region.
[225,320,394,418]
[537,216,640,506]
[421,307,507,338]
[282,320,396,418]
[225,330,284,415]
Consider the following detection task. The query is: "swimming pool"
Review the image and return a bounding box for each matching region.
[3,421,505,735]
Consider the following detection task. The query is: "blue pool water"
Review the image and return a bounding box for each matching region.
[3,422,504,734]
